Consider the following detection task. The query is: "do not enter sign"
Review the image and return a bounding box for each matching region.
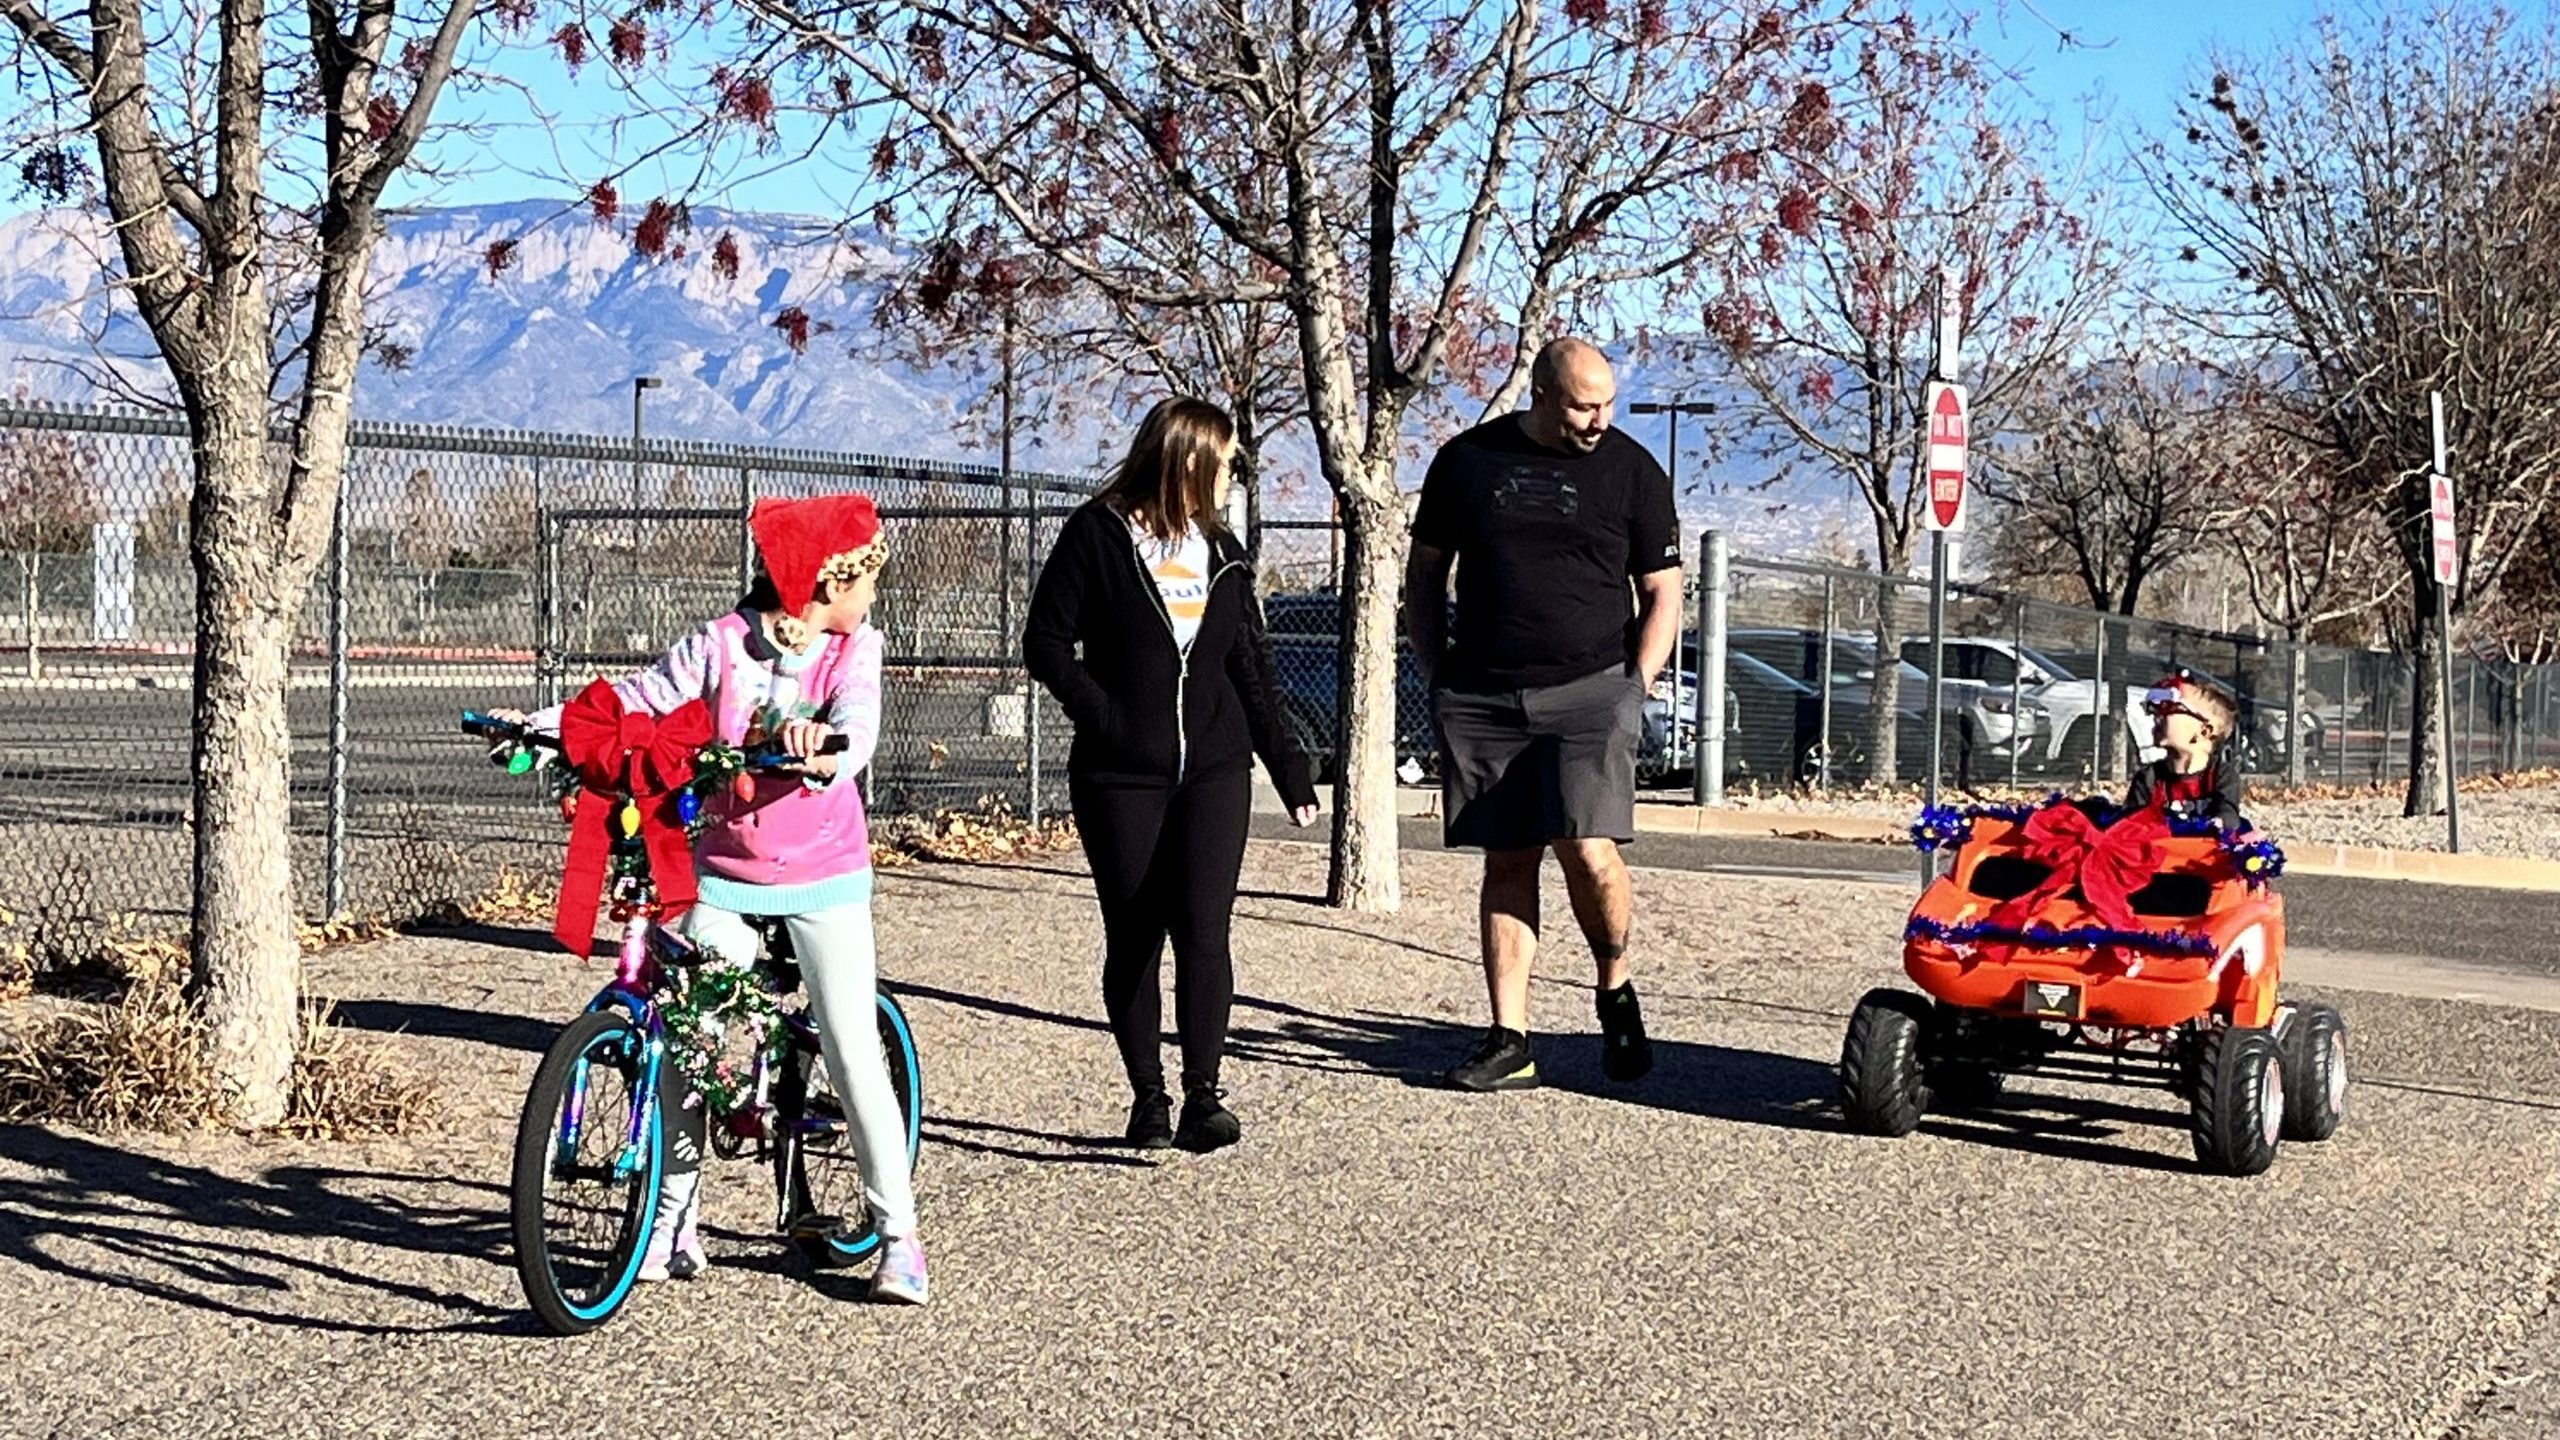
[1923,380,1969,532]
[2430,470,2459,588]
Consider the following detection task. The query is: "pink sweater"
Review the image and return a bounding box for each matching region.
[534,611,880,907]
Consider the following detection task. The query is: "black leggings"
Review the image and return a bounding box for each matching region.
[1070,769,1253,1095]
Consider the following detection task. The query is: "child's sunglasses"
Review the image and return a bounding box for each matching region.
[2142,688,2206,724]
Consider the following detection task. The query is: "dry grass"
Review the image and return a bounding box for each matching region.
[0,966,438,1137]
[870,800,1079,867]
[0,907,435,1137]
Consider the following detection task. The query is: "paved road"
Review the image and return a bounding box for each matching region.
[6,842,2559,1439]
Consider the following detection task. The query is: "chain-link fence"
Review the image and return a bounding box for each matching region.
[1662,537,2560,817]
[0,400,1092,929]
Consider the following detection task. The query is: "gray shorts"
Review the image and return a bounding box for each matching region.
[1434,665,1643,851]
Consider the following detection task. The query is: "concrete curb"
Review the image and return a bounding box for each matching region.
[1250,781,2560,894]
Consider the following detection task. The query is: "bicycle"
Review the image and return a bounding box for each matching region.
[460,711,925,1336]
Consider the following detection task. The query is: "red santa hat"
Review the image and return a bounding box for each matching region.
[749,492,886,614]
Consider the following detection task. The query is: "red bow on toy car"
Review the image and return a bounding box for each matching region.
[552,680,711,957]
[1988,801,2172,939]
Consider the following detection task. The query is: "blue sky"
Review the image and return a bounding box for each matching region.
[361,0,2333,218]
[0,2,2334,221]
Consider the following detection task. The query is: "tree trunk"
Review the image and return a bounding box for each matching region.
[2402,581,2450,819]
[1235,405,1265,564]
[186,419,304,1128]
[1328,481,1406,912]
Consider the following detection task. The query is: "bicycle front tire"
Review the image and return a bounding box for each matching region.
[512,1009,662,1335]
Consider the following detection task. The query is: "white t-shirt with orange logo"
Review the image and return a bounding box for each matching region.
[1129,519,1211,653]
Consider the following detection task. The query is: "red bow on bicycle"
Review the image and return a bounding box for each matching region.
[1988,801,2171,937]
[552,680,712,957]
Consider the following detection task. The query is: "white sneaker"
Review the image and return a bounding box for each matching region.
[869,1234,929,1305]
[638,1230,709,1283]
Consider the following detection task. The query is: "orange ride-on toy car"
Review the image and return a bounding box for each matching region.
[1838,795,2347,1176]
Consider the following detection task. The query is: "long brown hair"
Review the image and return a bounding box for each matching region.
[1098,397,1234,543]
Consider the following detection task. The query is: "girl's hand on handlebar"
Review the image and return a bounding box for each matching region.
[778,718,840,779]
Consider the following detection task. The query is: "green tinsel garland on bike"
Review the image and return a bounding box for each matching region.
[657,958,786,1120]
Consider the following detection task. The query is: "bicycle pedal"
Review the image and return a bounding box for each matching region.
[785,1210,846,1240]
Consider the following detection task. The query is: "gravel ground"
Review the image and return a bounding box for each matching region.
[5,844,2560,1439]
[1723,776,2560,860]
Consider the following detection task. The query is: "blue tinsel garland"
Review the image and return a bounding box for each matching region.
[1905,794,2286,888]
[1904,914,2217,958]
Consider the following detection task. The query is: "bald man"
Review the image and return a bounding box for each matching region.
[1406,338,1682,1093]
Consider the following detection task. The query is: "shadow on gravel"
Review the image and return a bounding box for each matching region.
[923,1115,1156,1168]
[0,1128,529,1337]
[397,920,557,954]
[1224,993,1842,1134]
[1915,1089,2198,1174]
[328,998,555,1054]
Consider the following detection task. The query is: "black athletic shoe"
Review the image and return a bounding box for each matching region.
[1175,1082,1241,1153]
[1127,1090,1174,1149]
[1445,1027,1540,1092]
[1598,982,1652,1082]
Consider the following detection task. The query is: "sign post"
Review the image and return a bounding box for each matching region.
[1920,268,1968,883]
[2431,391,2460,853]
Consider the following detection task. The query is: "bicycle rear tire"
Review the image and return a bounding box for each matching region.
[779,989,925,1269]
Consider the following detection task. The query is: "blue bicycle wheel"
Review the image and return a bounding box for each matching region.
[511,1009,662,1334]
[782,989,924,1268]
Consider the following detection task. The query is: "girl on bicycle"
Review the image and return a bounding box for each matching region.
[504,492,925,1304]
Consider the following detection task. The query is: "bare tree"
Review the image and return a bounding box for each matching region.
[742,0,1857,909]
[1978,347,2222,616]
[0,0,707,1122]
[2147,3,2560,816]
[1712,10,2117,780]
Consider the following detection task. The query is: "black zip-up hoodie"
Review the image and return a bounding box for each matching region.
[2123,748,2248,829]
[1024,498,1318,806]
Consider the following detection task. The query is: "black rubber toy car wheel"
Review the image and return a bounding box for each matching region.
[2191,1025,2285,1177]
[1840,988,1933,1137]
[2277,1002,2348,1142]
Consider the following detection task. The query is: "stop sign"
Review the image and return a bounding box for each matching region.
[2430,470,2459,587]
[1923,381,1969,532]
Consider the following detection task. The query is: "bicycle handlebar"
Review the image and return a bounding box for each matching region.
[459,711,850,766]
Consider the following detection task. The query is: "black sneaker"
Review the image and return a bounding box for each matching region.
[1127,1089,1175,1149]
[1598,982,1652,1082]
[1446,1027,1539,1092]
[1174,1082,1241,1153]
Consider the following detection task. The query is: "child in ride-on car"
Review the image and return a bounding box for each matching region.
[2124,668,2248,828]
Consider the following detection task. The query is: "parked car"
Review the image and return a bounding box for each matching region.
[1896,636,2069,777]
[1260,591,1698,786]
[2035,649,2314,778]
[1721,627,2046,786]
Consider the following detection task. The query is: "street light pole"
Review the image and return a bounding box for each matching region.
[1628,397,1716,496]
[631,375,661,649]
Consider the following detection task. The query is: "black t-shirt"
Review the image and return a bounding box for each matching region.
[1411,414,1680,691]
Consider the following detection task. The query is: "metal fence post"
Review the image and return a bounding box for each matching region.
[2093,613,2110,784]
[737,467,756,593]
[2008,601,2024,792]
[1694,529,1728,806]
[2464,660,2479,780]
[1818,576,1837,795]
[1026,477,1043,817]
[2335,650,2352,787]
[535,459,559,710]
[2286,638,2306,787]
[2381,659,2398,788]
[324,476,352,920]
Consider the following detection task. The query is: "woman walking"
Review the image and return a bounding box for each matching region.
[1024,397,1320,1152]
